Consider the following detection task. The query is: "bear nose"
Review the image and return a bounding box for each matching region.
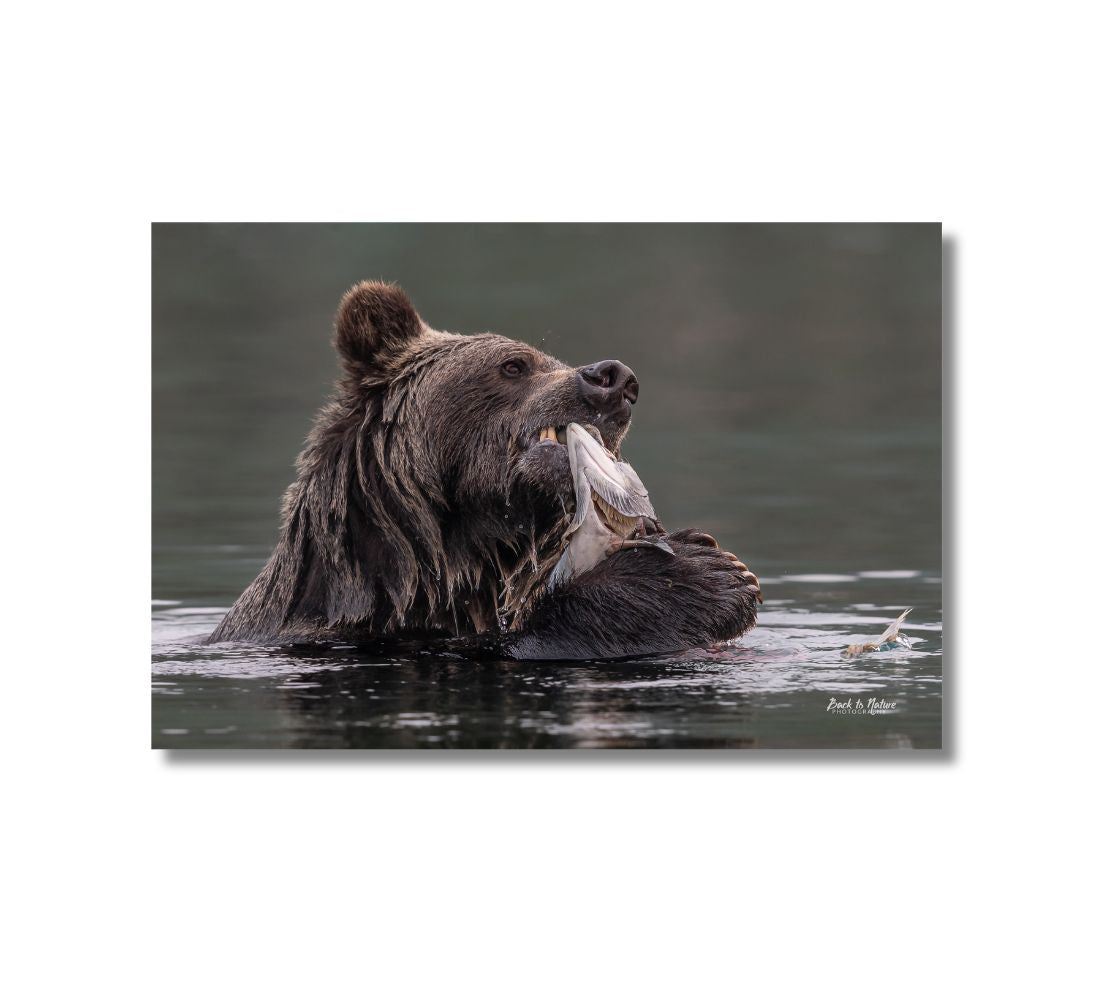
[578,359,639,407]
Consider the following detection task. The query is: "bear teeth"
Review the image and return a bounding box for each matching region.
[535,424,602,447]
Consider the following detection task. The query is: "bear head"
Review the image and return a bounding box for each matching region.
[334,280,637,528]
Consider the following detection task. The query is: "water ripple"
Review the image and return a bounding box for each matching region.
[151,571,943,749]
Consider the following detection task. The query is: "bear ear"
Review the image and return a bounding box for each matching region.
[334,281,423,373]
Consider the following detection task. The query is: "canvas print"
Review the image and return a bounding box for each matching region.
[152,223,943,749]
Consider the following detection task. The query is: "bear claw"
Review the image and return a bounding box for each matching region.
[721,550,762,602]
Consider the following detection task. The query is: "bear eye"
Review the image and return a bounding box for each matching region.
[501,358,529,378]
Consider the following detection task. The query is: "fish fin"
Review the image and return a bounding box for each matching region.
[547,548,575,590]
[585,470,658,518]
[873,607,912,646]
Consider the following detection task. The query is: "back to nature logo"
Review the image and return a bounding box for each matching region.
[826,697,898,716]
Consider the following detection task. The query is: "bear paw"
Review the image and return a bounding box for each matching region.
[668,528,763,603]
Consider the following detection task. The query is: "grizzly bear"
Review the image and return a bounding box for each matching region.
[209,282,760,659]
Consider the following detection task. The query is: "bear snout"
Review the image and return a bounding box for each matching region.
[577,360,639,411]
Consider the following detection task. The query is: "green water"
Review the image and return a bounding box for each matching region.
[152,223,943,750]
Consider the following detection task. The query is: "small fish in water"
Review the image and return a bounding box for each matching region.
[548,423,673,589]
[843,608,914,657]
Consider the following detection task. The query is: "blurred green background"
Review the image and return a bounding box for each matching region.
[153,223,941,601]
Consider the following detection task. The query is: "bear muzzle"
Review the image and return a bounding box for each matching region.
[578,359,638,411]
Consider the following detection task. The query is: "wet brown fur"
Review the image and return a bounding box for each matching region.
[212,283,624,643]
[210,282,758,657]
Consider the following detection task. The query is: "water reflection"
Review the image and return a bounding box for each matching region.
[153,571,942,749]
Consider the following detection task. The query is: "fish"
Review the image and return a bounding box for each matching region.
[843,608,914,657]
[547,422,673,589]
